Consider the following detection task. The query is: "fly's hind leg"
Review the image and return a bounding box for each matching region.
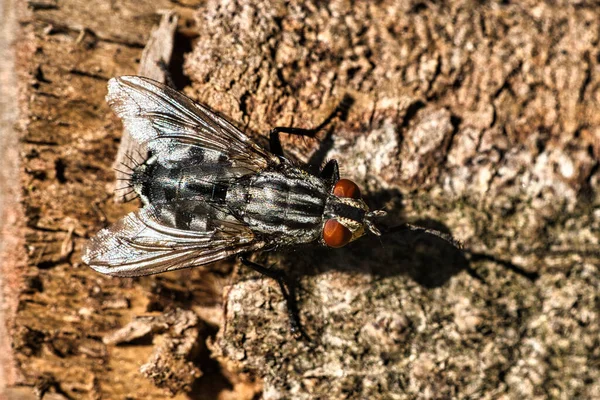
[269,94,354,158]
[238,255,310,341]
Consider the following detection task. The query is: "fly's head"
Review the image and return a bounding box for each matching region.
[322,179,387,248]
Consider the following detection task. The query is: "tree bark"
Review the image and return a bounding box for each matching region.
[4,0,599,399]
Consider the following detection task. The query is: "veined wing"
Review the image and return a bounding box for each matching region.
[107,75,278,172]
[82,202,266,277]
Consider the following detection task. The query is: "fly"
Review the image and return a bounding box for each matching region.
[83,76,457,338]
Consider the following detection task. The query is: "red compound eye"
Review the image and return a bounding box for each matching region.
[333,179,361,199]
[323,219,352,248]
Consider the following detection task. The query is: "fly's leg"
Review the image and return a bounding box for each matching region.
[269,126,321,158]
[269,94,354,158]
[319,159,340,183]
[238,255,310,340]
[381,224,463,250]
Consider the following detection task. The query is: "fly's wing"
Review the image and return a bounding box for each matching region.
[82,202,266,277]
[107,75,278,172]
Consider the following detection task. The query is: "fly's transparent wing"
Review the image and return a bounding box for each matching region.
[82,203,266,277]
[107,75,278,172]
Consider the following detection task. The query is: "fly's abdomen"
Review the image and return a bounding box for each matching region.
[134,162,229,205]
[227,170,327,243]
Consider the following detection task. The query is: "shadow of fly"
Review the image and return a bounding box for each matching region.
[83,76,459,339]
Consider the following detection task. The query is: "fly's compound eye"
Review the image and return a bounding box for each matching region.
[323,219,352,248]
[333,179,361,199]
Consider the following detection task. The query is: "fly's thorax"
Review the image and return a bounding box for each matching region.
[225,168,328,244]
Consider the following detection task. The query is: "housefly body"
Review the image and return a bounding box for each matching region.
[83,76,425,337]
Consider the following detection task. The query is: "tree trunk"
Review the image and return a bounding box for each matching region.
[2,1,598,399]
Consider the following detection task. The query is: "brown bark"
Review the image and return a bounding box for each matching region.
[3,0,599,399]
[1,0,27,393]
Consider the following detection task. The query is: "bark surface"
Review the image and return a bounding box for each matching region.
[4,0,599,399]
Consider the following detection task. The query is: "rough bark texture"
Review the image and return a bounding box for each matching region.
[184,2,600,399]
[1,0,25,393]
[4,0,599,399]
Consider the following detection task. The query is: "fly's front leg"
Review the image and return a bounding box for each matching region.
[269,126,322,158]
[269,94,354,158]
[319,159,340,184]
[381,224,463,250]
[238,255,310,340]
